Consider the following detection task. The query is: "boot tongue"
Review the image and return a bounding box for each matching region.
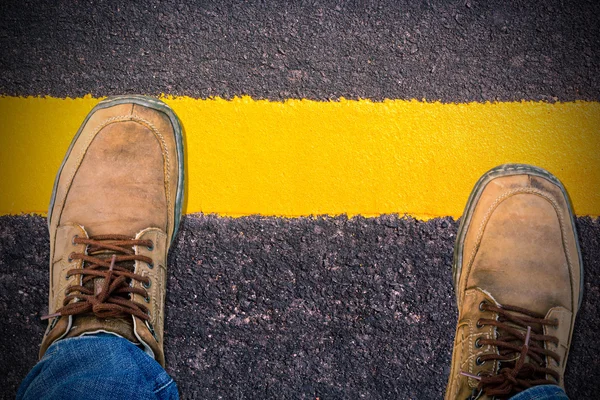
[486,293,541,366]
[498,320,533,364]
[66,246,140,343]
[490,304,545,372]
[66,314,140,344]
[82,248,136,292]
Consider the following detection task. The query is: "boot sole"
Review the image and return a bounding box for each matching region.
[47,95,185,245]
[452,163,584,308]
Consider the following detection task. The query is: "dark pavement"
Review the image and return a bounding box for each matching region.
[1,1,599,399]
[1,215,599,399]
[0,0,599,101]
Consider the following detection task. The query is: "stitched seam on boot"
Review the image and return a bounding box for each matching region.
[134,228,167,337]
[55,115,173,237]
[462,187,574,312]
[451,323,466,398]
[544,309,570,385]
[454,290,473,394]
[55,116,134,224]
[128,116,173,237]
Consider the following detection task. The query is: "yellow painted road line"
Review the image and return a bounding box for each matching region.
[1,96,599,219]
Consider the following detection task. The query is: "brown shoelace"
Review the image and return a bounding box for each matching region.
[42,235,153,321]
[460,302,561,399]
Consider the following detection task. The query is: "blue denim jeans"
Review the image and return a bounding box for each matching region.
[509,385,569,400]
[18,335,568,400]
[17,334,179,400]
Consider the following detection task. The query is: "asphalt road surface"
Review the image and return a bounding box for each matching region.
[1,1,599,399]
[1,215,599,398]
[0,0,598,101]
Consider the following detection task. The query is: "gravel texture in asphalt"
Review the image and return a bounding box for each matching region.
[1,1,599,399]
[1,214,599,399]
[0,0,599,101]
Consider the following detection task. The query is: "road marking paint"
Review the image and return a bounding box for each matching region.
[1,96,598,219]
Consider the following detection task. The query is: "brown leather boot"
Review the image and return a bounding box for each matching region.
[445,164,583,399]
[40,96,185,367]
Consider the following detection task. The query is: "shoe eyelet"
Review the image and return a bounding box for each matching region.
[476,356,485,366]
[148,261,154,269]
[142,279,152,289]
[67,252,75,263]
[144,296,150,303]
[476,319,484,329]
[146,241,154,251]
[475,337,483,349]
[479,301,488,311]
[71,235,79,245]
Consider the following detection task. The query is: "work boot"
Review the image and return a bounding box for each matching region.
[445,164,583,399]
[40,96,185,367]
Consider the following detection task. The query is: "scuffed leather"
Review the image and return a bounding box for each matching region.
[41,102,180,367]
[132,227,168,366]
[40,223,88,359]
[446,172,581,399]
[544,307,573,387]
[446,288,500,400]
